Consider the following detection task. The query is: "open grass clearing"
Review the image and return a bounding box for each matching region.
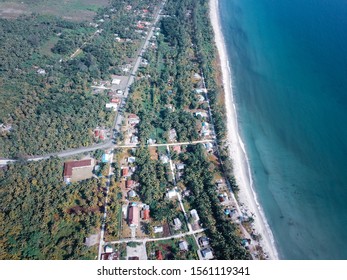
[0,0,110,21]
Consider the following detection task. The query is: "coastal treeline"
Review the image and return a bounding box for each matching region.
[182,144,250,259]
[126,0,237,193]
[0,159,103,259]
[163,0,246,258]
[183,0,240,193]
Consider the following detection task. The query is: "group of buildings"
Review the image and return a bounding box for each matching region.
[63,159,95,184]
[127,203,150,228]
[126,114,140,144]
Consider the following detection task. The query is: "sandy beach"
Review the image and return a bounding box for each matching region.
[209,0,279,260]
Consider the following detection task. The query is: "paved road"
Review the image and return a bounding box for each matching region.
[122,1,165,98]
[96,0,166,258]
[0,159,16,165]
[117,139,213,149]
[109,228,205,245]
[0,140,213,165]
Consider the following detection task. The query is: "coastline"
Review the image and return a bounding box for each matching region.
[209,0,279,260]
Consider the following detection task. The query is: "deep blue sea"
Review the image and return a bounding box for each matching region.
[219,0,347,259]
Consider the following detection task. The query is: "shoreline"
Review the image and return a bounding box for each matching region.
[209,0,279,260]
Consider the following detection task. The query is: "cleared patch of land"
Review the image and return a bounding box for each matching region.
[0,0,110,21]
[71,165,94,182]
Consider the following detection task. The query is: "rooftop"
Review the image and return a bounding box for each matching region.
[190,209,200,222]
[179,241,189,251]
[128,206,139,227]
[201,248,214,259]
[63,159,93,178]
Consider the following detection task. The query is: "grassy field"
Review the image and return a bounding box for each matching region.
[0,0,110,21]
[40,36,60,58]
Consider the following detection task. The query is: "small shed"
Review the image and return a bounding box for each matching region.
[154,226,163,233]
[128,157,136,163]
[176,163,185,170]
[160,154,169,164]
[166,189,177,199]
[112,78,121,85]
[179,241,189,251]
[122,167,129,177]
[156,250,163,260]
[199,236,209,247]
[104,245,113,253]
[141,205,150,220]
[128,190,137,198]
[173,218,182,230]
[126,180,135,189]
[190,209,200,222]
[201,248,214,259]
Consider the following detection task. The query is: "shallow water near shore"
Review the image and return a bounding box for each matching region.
[219,0,347,259]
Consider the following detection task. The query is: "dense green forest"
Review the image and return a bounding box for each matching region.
[0,159,103,259]
[0,15,111,157]
[182,144,250,259]
[0,0,160,157]
[132,148,181,222]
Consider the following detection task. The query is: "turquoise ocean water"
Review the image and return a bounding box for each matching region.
[219,0,347,259]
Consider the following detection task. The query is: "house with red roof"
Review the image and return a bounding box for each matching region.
[122,167,129,177]
[141,205,150,220]
[111,98,121,104]
[63,159,94,183]
[128,205,139,227]
[172,145,181,153]
[126,180,135,189]
[156,250,163,260]
[137,22,145,29]
[128,114,140,126]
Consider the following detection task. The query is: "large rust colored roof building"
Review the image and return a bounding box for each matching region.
[128,205,139,227]
[63,159,94,183]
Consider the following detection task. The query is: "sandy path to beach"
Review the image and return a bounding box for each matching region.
[209,0,279,260]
